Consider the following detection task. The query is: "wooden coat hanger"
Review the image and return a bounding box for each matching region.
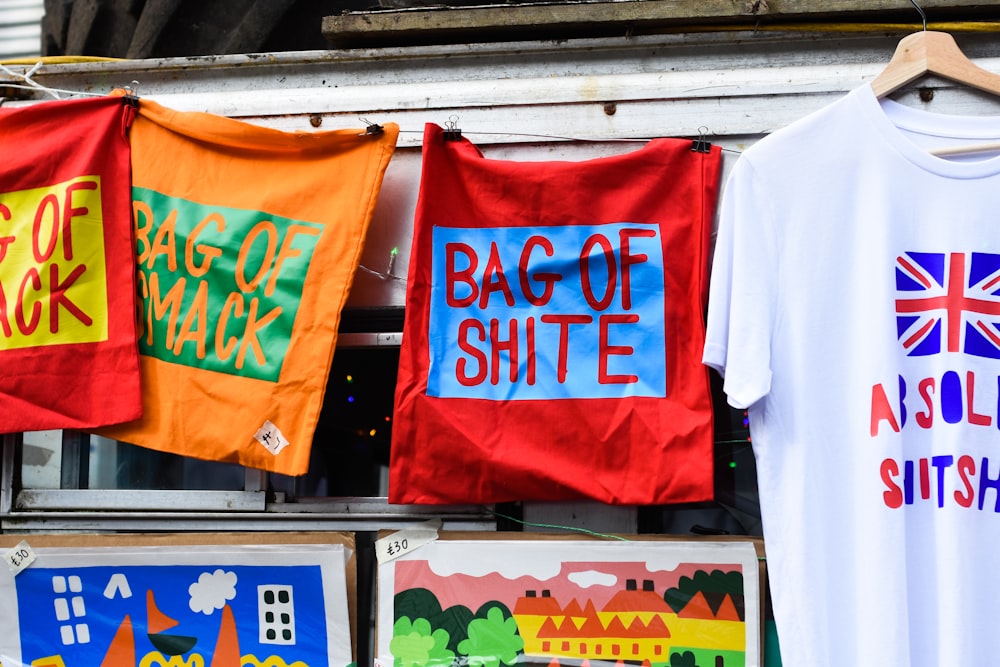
[869,1,1000,156]
[870,30,1000,99]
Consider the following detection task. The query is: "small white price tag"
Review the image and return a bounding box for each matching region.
[254,420,290,456]
[6,540,36,575]
[375,518,442,564]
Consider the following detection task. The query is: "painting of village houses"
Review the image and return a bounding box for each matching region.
[376,536,761,667]
[0,539,354,667]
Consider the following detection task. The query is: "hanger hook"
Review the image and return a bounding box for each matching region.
[908,0,927,31]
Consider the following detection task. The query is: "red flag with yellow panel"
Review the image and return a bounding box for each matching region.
[0,96,140,431]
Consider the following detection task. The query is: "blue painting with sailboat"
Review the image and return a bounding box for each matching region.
[0,544,354,667]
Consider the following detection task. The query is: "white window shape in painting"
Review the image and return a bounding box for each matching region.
[52,575,90,645]
[258,584,296,645]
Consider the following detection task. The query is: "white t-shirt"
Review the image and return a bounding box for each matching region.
[704,84,1000,667]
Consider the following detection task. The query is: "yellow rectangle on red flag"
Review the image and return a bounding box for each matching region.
[0,96,140,432]
[0,175,109,350]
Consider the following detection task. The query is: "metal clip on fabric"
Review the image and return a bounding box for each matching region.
[122,80,140,108]
[443,116,462,141]
[360,117,384,136]
[691,126,712,153]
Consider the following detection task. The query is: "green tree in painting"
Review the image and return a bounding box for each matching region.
[433,602,475,654]
[390,616,456,667]
[474,600,512,621]
[663,569,745,621]
[395,587,475,654]
[396,588,445,622]
[668,650,700,667]
[457,606,525,667]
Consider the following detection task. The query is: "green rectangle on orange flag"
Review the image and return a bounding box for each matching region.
[132,188,324,383]
[97,100,398,475]
[0,96,141,431]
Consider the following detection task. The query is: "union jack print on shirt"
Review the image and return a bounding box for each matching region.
[896,251,1000,358]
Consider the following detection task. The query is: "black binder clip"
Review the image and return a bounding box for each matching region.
[360,117,384,137]
[691,126,712,153]
[443,115,462,141]
[122,81,140,109]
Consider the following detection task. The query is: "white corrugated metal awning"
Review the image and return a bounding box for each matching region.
[0,0,43,61]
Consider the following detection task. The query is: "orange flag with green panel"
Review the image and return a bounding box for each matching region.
[97,100,398,475]
[0,96,140,432]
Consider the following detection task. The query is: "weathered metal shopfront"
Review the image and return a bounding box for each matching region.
[4,3,1000,663]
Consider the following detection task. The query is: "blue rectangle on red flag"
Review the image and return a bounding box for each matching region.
[427,222,667,400]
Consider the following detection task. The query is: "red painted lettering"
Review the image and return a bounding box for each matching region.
[580,234,616,311]
[48,263,90,332]
[955,455,977,508]
[16,268,41,335]
[0,203,13,263]
[489,317,518,384]
[618,228,655,310]
[525,316,536,386]
[881,458,903,509]
[916,377,934,428]
[871,383,901,436]
[479,242,515,309]
[61,179,98,261]
[540,314,593,383]
[446,242,478,308]
[0,280,11,337]
[518,235,561,306]
[32,193,60,263]
[456,319,488,385]
[598,313,639,384]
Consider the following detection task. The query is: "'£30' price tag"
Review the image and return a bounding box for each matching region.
[6,540,36,575]
[375,519,441,563]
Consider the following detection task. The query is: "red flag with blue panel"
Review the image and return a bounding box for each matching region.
[390,124,722,505]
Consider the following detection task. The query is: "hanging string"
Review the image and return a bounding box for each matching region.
[396,127,744,156]
[357,263,406,282]
[484,506,633,541]
[410,128,649,143]
[0,71,739,285]
[357,125,740,281]
[0,65,742,156]
[0,61,106,100]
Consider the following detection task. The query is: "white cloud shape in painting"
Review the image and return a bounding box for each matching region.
[421,542,746,580]
[189,569,238,615]
[645,558,684,572]
[425,544,562,579]
[567,570,617,588]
